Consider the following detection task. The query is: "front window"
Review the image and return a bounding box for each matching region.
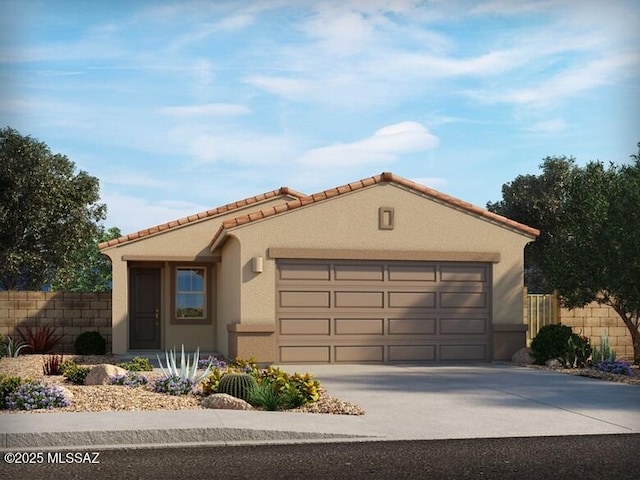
[176,267,206,318]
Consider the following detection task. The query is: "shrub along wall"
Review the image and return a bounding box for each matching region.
[559,302,634,361]
[0,291,112,354]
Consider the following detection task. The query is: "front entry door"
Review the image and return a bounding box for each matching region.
[129,268,161,349]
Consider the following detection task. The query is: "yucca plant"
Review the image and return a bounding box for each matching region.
[156,345,214,384]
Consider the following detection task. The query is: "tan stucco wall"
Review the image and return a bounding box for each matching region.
[228,183,532,331]
[102,196,292,354]
[217,236,242,358]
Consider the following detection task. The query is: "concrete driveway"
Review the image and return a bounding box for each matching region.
[1,363,638,449]
[279,363,640,440]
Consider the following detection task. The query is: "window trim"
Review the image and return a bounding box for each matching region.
[171,265,212,325]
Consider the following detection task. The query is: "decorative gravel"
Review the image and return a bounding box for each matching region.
[516,363,640,385]
[0,355,365,415]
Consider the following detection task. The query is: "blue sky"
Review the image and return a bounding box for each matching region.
[2,0,638,235]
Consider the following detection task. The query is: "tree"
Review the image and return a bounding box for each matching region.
[489,145,640,361]
[0,127,106,290]
[487,156,576,292]
[50,226,121,293]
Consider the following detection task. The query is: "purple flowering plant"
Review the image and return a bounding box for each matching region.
[5,382,70,410]
[594,360,634,376]
[153,374,195,395]
[110,372,148,388]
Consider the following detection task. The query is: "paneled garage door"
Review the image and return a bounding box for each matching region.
[276,260,491,363]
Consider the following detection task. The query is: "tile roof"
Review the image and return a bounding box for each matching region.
[209,172,540,249]
[98,187,306,249]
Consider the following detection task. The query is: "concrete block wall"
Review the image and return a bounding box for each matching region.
[0,291,112,354]
[559,302,634,361]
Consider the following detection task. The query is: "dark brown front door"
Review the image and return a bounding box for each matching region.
[129,268,161,349]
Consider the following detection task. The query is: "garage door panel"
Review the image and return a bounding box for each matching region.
[440,318,487,335]
[440,292,487,309]
[389,345,436,362]
[279,318,330,335]
[335,291,384,308]
[280,291,330,308]
[388,291,436,308]
[440,344,487,361]
[335,345,384,362]
[280,346,330,363]
[279,263,330,281]
[388,318,436,335]
[440,266,487,283]
[335,318,384,335]
[388,265,436,282]
[335,264,384,281]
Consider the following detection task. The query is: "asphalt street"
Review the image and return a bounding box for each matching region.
[2,434,639,480]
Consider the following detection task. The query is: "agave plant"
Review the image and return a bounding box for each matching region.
[156,345,214,384]
[3,336,29,357]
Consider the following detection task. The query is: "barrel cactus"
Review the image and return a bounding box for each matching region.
[217,373,258,401]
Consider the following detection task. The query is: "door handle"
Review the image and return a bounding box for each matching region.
[155,309,159,325]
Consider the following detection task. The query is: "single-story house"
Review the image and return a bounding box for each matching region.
[99,172,539,363]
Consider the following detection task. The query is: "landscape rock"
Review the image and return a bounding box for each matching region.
[545,358,563,368]
[511,347,535,365]
[56,385,74,401]
[85,364,128,385]
[201,393,253,410]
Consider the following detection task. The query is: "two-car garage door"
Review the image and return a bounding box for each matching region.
[276,260,492,363]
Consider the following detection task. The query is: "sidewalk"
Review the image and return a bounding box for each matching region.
[1,364,639,450]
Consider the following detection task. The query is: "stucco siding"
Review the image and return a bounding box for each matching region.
[217,236,242,357]
[229,183,531,328]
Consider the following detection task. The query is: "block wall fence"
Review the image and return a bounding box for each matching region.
[0,291,112,354]
[1,290,634,359]
[524,288,635,361]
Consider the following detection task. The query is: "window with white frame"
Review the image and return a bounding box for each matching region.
[176,267,206,318]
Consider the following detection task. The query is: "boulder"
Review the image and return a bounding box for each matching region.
[85,364,128,385]
[56,385,74,401]
[545,358,563,368]
[511,347,535,365]
[201,393,253,410]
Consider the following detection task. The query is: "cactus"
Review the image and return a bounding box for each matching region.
[217,373,258,401]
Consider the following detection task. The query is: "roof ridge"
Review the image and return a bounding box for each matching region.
[209,172,539,250]
[99,186,306,249]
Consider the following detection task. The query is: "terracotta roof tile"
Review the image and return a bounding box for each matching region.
[99,187,306,249]
[209,172,540,249]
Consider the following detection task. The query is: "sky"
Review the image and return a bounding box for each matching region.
[1,0,639,235]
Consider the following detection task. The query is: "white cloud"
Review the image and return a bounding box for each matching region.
[297,121,439,168]
[243,76,311,98]
[469,53,640,107]
[156,103,251,116]
[524,118,568,133]
[101,192,209,235]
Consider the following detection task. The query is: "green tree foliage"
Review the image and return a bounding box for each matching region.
[0,127,106,290]
[489,144,640,360]
[487,156,575,292]
[50,226,121,292]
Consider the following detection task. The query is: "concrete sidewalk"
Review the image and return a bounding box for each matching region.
[1,364,638,450]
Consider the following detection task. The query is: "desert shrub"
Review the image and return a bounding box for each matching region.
[5,382,70,410]
[153,374,194,395]
[62,362,91,385]
[43,354,64,375]
[74,331,107,355]
[17,325,63,354]
[256,366,320,405]
[593,360,633,376]
[564,334,591,368]
[0,335,29,357]
[217,373,258,401]
[117,356,153,372]
[110,371,148,388]
[247,382,283,410]
[531,324,574,365]
[0,374,23,409]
